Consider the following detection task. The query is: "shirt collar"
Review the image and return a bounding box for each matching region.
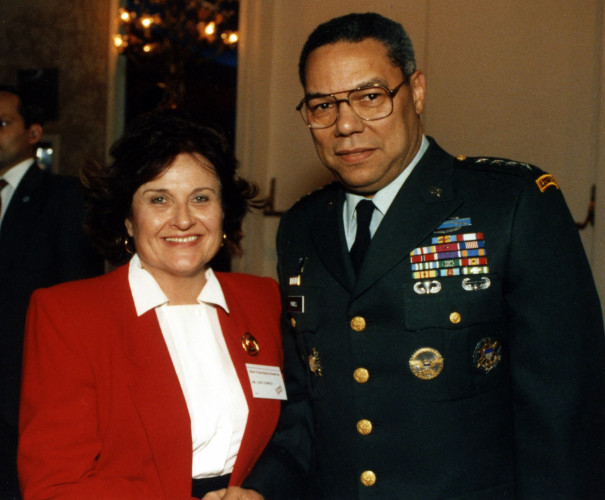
[128,253,229,317]
[345,135,429,223]
[2,158,35,187]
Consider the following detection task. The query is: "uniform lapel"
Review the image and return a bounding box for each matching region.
[353,142,463,298]
[119,269,192,498]
[310,188,356,291]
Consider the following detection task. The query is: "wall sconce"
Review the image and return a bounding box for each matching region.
[576,184,595,230]
[263,178,285,217]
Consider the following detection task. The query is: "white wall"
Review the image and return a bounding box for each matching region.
[234,0,605,314]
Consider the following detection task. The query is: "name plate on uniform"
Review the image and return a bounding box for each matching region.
[245,364,288,400]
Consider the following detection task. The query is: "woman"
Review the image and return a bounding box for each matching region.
[18,111,283,499]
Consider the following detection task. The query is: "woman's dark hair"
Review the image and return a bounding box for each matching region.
[298,12,417,88]
[81,109,260,266]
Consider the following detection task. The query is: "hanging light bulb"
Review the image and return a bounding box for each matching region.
[119,9,131,22]
[114,34,125,49]
[205,21,216,36]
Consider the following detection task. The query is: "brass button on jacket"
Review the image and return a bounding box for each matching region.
[357,419,373,435]
[350,316,366,331]
[360,470,376,487]
[449,311,461,324]
[353,367,369,383]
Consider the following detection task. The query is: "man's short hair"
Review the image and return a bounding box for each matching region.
[0,84,45,127]
[298,12,417,88]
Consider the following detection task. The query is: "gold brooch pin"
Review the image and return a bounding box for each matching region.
[241,332,259,356]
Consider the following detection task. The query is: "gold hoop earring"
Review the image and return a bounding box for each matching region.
[124,237,135,255]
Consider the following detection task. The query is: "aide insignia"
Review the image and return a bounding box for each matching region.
[409,347,444,380]
[241,332,260,356]
[309,347,323,376]
[473,337,502,373]
[428,186,443,198]
[536,174,559,192]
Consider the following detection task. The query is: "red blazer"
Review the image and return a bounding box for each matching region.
[18,265,283,499]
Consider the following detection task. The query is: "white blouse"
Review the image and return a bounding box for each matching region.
[128,254,249,478]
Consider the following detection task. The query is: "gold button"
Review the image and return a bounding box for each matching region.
[360,470,376,487]
[449,312,461,324]
[357,419,373,435]
[353,368,369,384]
[290,317,296,328]
[350,316,366,331]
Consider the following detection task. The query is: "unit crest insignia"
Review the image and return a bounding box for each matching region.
[473,337,502,373]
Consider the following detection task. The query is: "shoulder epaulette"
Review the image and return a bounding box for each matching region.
[454,154,559,193]
[295,181,340,205]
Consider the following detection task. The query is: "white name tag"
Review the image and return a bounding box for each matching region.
[245,364,288,400]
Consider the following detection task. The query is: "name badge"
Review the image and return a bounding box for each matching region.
[245,363,288,400]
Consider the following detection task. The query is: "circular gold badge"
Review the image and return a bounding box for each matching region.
[409,347,444,380]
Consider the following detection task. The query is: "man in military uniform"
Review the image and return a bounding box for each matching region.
[214,12,604,500]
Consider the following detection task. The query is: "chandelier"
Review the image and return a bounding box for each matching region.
[114,0,239,109]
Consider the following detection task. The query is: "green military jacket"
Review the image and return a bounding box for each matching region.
[245,139,604,499]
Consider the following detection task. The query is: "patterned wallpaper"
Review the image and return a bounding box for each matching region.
[0,0,111,177]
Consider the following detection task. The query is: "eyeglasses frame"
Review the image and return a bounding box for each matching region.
[296,80,407,129]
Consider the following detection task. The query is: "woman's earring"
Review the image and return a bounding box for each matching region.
[124,237,135,255]
[221,233,227,247]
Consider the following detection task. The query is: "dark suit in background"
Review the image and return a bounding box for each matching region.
[0,163,104,497]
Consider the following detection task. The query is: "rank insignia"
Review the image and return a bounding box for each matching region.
[309,347,323,376]
[409,347,444,380]
[536,174,559,192]
[241,332,260,356]
[473,337,502,373]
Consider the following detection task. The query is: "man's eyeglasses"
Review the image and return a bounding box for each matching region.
[296,81,406,129]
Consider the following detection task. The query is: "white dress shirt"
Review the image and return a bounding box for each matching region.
[128,254,249,478]
[0,158,34,228]
[344,135,430,249]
